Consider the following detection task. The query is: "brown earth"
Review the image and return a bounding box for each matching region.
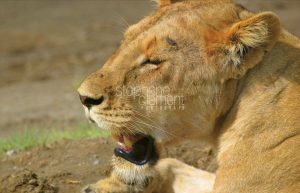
[0,1,299,193]
[0,139,217,193]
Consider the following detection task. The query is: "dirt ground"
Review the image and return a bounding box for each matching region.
[0,139,217,193]
[0,1,299,193]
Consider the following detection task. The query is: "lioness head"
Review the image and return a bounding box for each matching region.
[78,0,280,167]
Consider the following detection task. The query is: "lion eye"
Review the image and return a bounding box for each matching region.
[141,58,162,66]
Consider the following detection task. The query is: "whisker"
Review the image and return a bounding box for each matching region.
[125,121,145,134]
[131,109,161,127]
[92,102,178,139]
[132,110,177,137]
[115,13,130,28]
[132,115,177,139]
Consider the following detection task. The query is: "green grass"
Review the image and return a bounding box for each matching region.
[0,124,110,155]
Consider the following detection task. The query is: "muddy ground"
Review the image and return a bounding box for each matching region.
[0,1,299,193]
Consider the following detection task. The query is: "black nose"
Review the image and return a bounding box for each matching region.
[79,95,105,108]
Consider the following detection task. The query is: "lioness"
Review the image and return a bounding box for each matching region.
[78,0,300,193]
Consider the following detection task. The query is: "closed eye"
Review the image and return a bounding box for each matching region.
[141,58,162,66]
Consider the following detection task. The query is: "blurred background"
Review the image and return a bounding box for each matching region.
[0,1,299,193]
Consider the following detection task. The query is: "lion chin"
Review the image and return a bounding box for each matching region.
[78,0,300,193]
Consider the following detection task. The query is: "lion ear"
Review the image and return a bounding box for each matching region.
[224,12,281,66]
[154,0,183,7]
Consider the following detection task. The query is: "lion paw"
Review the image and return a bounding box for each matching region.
[81,178,135,193]
[82,175,159,193]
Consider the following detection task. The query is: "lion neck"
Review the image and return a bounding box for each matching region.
[211,35,300,193]
[218,37,300,156]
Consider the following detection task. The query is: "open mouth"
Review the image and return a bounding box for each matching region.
[111,133,157,165]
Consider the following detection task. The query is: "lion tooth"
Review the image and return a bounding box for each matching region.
[124,136,133,148]
[118,142,124,147]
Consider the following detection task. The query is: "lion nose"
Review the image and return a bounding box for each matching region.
[79,94,105,109]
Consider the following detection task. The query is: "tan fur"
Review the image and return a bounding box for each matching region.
[78,0,300,193]
[154,0,182,7]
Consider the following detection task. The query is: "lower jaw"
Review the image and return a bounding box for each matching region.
[114,136,158,166]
